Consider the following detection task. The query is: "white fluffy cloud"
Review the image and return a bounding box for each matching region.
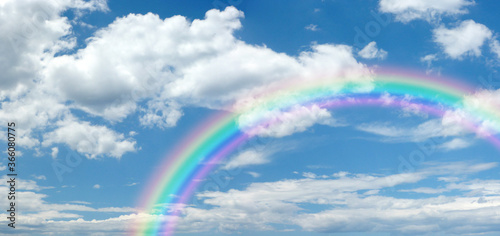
[42,119,136,159]
[42,6,370,123]
[43,7,283,120]
[0,93,67,147]
[139,100,183,129]
[0,0,106,95]
[0,0,141,158]
[433,20,492,59]
[379,0,474,23]
[0,3,373,158]
[358,41,388,59]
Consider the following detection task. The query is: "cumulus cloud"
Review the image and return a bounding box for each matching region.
[42,6,369,123]
[379,0,474,23]
[0,0,107,95]
[42,7,266,120]
[42,119,136,159]
[0,93,68,148]
[139,100,183,129]
[358,41,388,59]
[0,5,372,158]
[433,20,492,59]
[0,0,139,159]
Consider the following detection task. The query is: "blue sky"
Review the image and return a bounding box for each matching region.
[1,0,500,235]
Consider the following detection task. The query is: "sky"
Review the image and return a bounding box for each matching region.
[1,0,500,235]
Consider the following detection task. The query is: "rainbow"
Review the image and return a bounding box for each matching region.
[132,70,500,235]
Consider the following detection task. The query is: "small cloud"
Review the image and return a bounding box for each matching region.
[129,131,138,136]
[364,189,380,195]
[0,163,6,171]
[420,54,438,66]
[439,138,471,151]
[51,147,59,159]
[420,54,440,74]
[247,172,260,178]
[358,41,387,59]
[303,172,317,178]
[333,171,349,178]
[93,184,101,189]
[32,175,47,180]
[305,24,319,31]
[79,21,96,29]
[126,182,138,187]
[302,172,329,179]
[68,200,91,205]
[438,176,461,182]
[223,149,270,170]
